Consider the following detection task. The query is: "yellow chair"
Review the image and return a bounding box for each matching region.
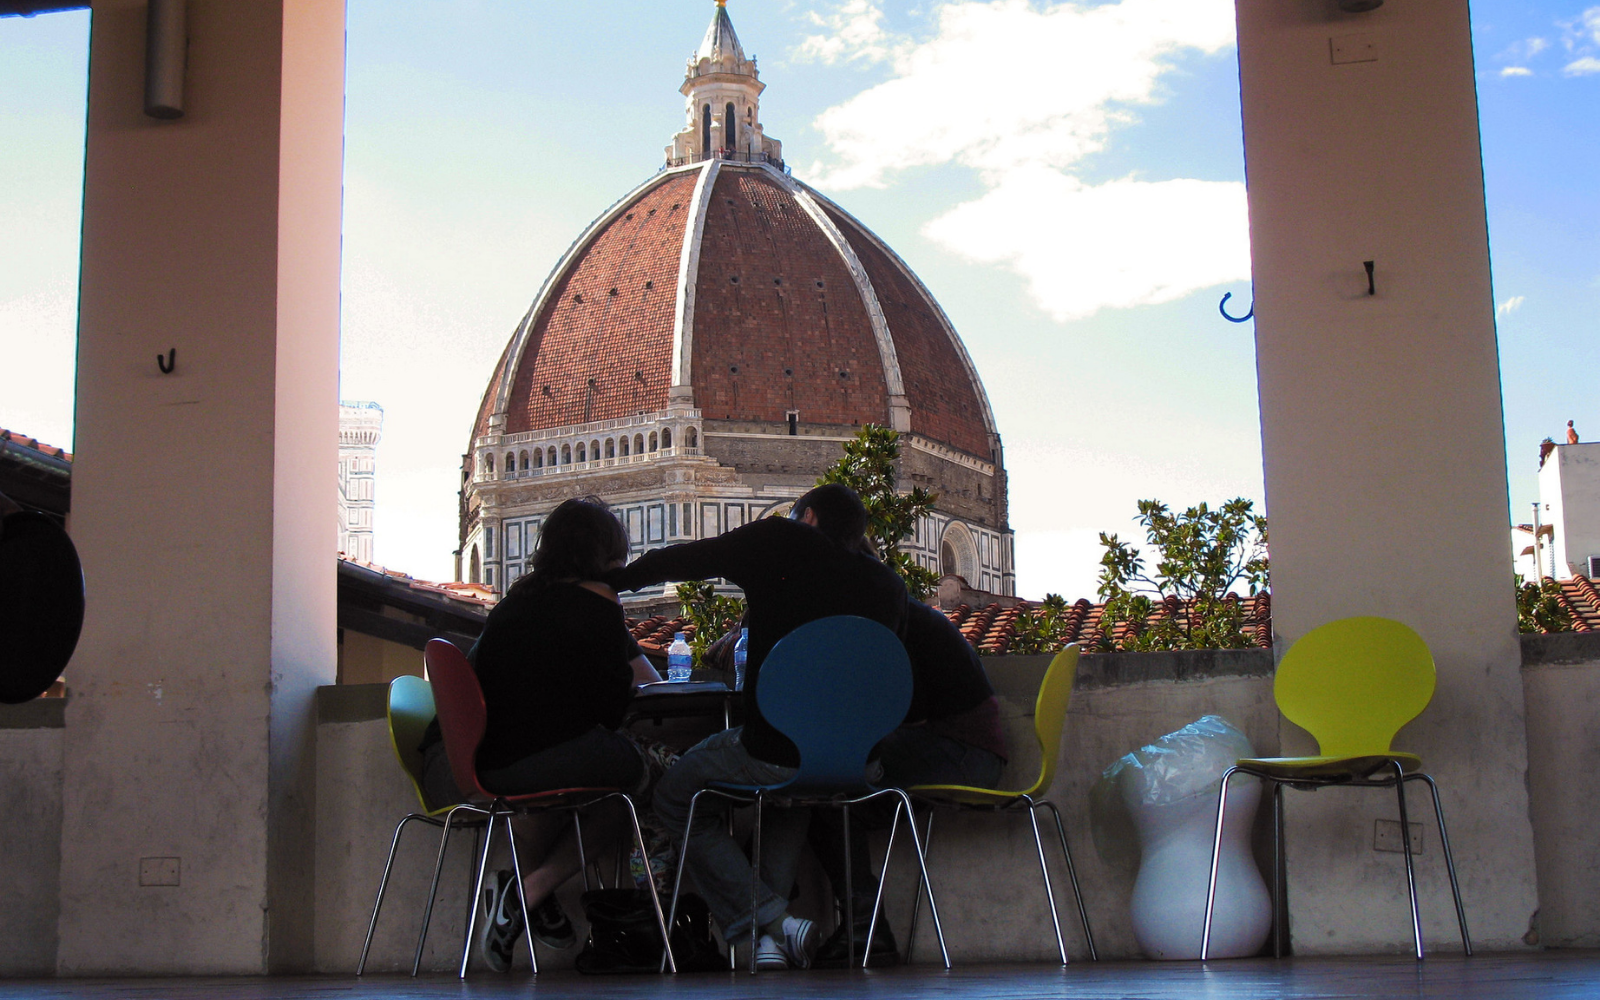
[1200,616,1472,960]
[357,675,492,976]
[906,644,1097,965]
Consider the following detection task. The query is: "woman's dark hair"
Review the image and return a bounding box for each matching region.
[510,497,629,595]
[791,483,870,551]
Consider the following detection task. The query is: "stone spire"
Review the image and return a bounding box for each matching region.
[666,1,783,167]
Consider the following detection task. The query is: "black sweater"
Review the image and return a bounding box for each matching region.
[902,599,996,724]
[611,517,909,766]
[470,581,639,772]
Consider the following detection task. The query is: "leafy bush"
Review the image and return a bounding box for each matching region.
[1096,498,1269,652]
[1516,575,1573,634]
[674,580,745,666]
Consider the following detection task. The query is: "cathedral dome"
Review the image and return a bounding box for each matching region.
[470,160,998,462]
[461,2,1013,601]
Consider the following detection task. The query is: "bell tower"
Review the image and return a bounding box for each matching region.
[666,0,783,166]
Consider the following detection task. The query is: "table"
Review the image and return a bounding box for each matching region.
[626,679,739,730]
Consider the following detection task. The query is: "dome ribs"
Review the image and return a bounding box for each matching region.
[693,169,888,426]
[502,172,698,435]
[818,204,993,459]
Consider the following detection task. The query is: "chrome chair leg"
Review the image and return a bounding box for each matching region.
[749,791,763,974]
[459,825,481,965]
[1040,799,1097,961]
[1200,765,1241,961]
[413,806,479,977]
[894,789,949,968]
[359,812,426,976]
[1405,772,1472,956]
[1021,796,1067,966]
[1392,761,1423,961]
[1272,782,1284,959]
[612,792,677,973]
[503,809,540,975]
[842,802,855,968]
[662,789,707,974]
[904,807,932,962]
[460,803,504,978]
[573,810,591,892]
[863,796,902,968]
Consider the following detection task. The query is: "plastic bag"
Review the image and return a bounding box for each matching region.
[1090,715,1255,871]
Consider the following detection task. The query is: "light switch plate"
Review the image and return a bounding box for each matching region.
[1331,33,1379,65]
[139,856,181,886]
[1373,819,1424,854]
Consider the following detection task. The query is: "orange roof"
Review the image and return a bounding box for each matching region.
[0,427,72,462]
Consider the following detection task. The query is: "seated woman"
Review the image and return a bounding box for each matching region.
[420,497,661,971]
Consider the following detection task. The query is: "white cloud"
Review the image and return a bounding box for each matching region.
[1497,294,1526,318]
[803,0,1243,320]
[924,167,1249,321]
[808,0,1236,189]
[1564,56,1600,75]
[796,0,893,65]
[1499,66,1534,78]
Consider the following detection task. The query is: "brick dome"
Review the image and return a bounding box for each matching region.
[470,159,999,462]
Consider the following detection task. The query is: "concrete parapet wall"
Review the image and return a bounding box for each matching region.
[6,636,1600,975]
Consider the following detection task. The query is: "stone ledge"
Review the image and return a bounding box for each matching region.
[1520,630,1600,667]
[316,683,388,724]
[0,698,66,729]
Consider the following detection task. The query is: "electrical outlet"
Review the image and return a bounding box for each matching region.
[1330,33,1380,65]
[1373,820,1424,855]
[139,857,180,886]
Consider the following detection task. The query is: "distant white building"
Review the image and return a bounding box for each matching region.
[339,401,383,563]
[1537,442,1600,579]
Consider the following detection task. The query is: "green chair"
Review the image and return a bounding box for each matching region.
[357,675,492,976]
[906,644,1097,965]
[1200,616,1472,960]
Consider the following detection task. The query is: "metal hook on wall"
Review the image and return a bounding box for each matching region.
[157,348,176,374]
[1219,292,1254,323]
[1364,260,1376,296]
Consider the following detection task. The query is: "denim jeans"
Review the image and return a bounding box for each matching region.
[652,727,808,944]
[811,727,1006,917]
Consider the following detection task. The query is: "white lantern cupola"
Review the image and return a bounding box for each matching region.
[666,0,783,167]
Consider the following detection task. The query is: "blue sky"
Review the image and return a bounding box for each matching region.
[0,1,1595,598]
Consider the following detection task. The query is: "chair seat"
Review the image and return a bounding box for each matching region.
[908,783,1029,808]
[1235,753,1423,782]
[479,786,629,809]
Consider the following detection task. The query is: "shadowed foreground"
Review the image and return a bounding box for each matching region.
[1,953,1597,1000]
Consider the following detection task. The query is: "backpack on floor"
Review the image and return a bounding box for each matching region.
[574,889,724,974]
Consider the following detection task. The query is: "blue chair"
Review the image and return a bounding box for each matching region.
[663,615,949,973]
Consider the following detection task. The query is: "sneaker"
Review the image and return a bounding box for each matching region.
[813,918,899,969]
[754,933,791,971]
[478,870,523,972]
[530,894,577,950]
[778,914,819,970]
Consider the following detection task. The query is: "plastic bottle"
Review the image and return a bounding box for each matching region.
[733,627,749,691]
[667,632,692,683]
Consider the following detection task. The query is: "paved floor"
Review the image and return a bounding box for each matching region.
[3,953,1599,1000]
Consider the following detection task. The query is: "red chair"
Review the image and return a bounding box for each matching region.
[424,638,677,975]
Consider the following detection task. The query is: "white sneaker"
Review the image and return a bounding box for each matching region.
[778,915,819,970]
[754,933,790,971]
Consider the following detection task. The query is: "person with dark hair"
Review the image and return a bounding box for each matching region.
[419,497,663,971]
[808,598,1008,966]
[607,484,908,970]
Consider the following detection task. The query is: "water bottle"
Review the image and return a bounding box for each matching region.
[667,632,692,683]
[733,627,749,691]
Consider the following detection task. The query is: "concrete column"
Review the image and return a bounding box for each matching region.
[1236,0,1537,953]
[57,0,344,974]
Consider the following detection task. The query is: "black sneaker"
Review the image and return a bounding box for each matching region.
[812,919,899,969]
[478,870,524,972]
[530,894,577,950]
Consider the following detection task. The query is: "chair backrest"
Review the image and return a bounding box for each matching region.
[422,638,490,802]
[1023,643,1081,798]
[755,616,912,796]
[1274,616,1435,759]
[386,674,439,812]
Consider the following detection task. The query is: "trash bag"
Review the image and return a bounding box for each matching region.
[1090,715,1255,871]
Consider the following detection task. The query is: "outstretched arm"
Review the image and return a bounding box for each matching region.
[610,518,778,593]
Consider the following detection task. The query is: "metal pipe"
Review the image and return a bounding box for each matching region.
[144,0,186,120]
